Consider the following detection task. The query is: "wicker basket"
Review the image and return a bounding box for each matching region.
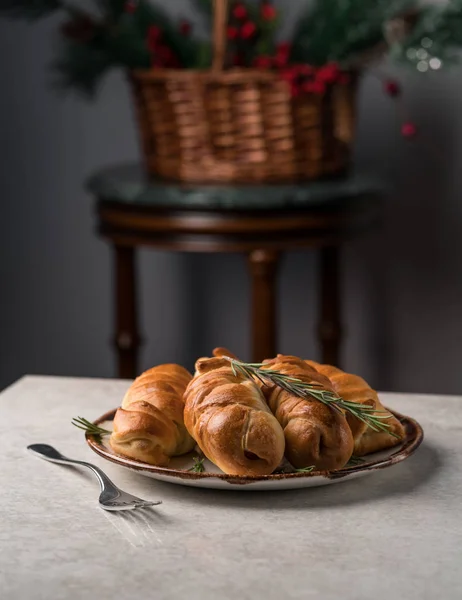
[130,0,357,183]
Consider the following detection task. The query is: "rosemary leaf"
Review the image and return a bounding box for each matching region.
[294,466,316,473]
[188,456,206,473]
[223,357,398,437]
[71,417,111,437]
[346,455,366,467]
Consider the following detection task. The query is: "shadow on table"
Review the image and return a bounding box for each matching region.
[133,442,441,512]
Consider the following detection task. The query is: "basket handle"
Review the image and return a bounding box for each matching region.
[212,0,229,71]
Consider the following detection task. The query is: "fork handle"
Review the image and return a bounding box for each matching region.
[27,443,119,496]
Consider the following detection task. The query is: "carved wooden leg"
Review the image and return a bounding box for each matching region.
[114,245,140,379]
[249,249,279,363]
[318,246,342,367]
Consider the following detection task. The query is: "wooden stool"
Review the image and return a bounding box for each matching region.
[88,165,382,378]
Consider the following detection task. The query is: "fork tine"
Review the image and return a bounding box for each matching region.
[133,501,162,508]
[100,504,136,511]
[100,499,162,511]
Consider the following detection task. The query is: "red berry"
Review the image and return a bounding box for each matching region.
[159,46,174,63]
[125,0,137,13]
[253,55,273,69]
[147,25,162,50]
[296,64,314,76]
[241,21,257,39]
[261,3,277,21]
[273,55,287,69]
[317,63,340,84]
[384,79,401,97]
[339,73,351,85]
[401,122,417,138]
[277,42,291,57]
[179,20,192,36]
[227,26,239,40]
[291,83,301,98]
[273,44,292,69]
[233,3,248,20]
[233,53,245,67]
[281,68,296,83]
[303,80,326,95]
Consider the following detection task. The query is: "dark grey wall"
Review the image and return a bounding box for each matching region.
[1,1,461,394]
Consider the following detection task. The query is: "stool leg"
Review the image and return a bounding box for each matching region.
[318,246,343,367]
[114,245,140,379]
[249,249,279,363]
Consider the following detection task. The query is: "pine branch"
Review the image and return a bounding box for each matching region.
[4,0,462,95]
[291,0,416,66]
[194,42,212,68]
[52,38,114,96]
[392,0,462,68]
[104,17,151,69]
[131,2,200,69]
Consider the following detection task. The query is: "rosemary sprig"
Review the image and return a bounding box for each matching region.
[224,358,398,438]
[346,455,366,467]
[188,456,206,473]
[294,466,316,473]
[72,417,111,438]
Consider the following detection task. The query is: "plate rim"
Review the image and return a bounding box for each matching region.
[86,408,424,485]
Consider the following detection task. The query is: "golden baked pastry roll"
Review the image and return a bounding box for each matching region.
[110,364,196,466]
[305,361,405,456]
[212,347,239,360]
[184,356,285,476]
[262,355,354,470]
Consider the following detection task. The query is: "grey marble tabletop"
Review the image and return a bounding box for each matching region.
[1,376,460,600]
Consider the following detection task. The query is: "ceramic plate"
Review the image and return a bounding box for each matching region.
[87,408,423,491]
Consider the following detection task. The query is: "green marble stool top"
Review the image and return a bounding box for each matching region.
[87,164,385,211]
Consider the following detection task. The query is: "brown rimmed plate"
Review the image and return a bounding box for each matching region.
[86,408,423,491]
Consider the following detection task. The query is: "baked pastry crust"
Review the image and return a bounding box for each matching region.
[306,361,406,455]
[110,364,195,466]
[184,356,285,476]
[262,355,354,470]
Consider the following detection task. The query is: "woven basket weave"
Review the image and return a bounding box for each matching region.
[130,0,357,183]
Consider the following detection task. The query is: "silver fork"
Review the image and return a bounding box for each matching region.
[27,444,162,511]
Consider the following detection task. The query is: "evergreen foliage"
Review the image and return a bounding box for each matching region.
[1,0,461,95]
